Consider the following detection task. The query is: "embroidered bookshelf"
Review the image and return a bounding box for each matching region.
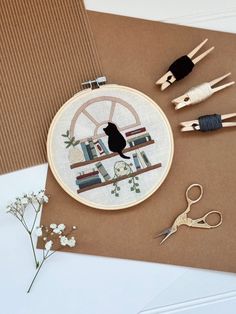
[68,95,162,193]
[47,85,174,210]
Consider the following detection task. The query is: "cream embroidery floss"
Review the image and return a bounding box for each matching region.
[172,72,235,110]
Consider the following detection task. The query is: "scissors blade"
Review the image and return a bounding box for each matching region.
[153,228,172,239]
[160,230,176,244]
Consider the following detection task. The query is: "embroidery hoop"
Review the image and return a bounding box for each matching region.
[47,84,174,210]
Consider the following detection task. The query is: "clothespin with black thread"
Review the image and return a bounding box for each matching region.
[180,113,236,132]
[156,39,214,91]
[172,73,235,110]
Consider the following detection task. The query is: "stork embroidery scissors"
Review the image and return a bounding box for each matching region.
[154,184,223,244]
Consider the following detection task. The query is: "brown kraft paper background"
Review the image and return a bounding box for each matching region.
[41,11,236,272]
[0,0,102,174]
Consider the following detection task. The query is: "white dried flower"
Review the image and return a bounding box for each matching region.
[50,223,57,229]
[60,236,68,246]
[35,227,42,237]
[57,224,66,231]
[43,237,47,241]
[53,228,61,234]
[28,192,37,203]
[21,197,29,205]
[37,190,44,199]
[43,195,49,203]
[45,240,53,251]
[67,237,76,248]
[72,226,77,230]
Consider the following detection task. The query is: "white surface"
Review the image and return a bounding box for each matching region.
[1,1,236,314]
[86,0,236,33]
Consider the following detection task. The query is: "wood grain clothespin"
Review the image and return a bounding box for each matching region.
[180,113,236,132]
[156,39,214,91]
[172,73,235,110]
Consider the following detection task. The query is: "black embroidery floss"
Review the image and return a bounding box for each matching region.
[197,114,223,132]
[168,55,194,81]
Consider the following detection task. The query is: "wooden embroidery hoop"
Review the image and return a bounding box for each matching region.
[47,84,174,210]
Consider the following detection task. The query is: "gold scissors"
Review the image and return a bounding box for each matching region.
[155,183,223,244]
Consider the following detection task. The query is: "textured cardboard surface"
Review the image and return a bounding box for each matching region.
[0,0,102,174]
[41,11,236,272]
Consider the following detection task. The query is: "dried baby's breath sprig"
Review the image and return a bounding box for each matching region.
[6,191,78,293]
[6,190,49,268]
[27,224,77,293]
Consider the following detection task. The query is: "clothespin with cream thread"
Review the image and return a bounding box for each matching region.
[156,39,214,91]
[172,73,235,110]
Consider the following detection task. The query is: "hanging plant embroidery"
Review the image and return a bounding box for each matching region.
[62,130,80,148]
[111,161,140,197]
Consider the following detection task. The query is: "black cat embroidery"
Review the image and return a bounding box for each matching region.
[103,122,130,159]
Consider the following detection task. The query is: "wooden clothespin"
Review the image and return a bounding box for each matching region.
[172,73,235,110]
[156,39,215,91]
[180,113,236,132]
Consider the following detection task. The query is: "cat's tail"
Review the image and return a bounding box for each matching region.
[119,151,130,159]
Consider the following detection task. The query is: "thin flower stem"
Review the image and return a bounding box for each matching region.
[31,201,39,214]
[27,249,54,293]
[27,258,45,293]
[26,227,76,293]
[29,233,39,269]
[22,216,30,230]
[12,208,39,268]
[46,250,57,259]
[30,209,39,233]
[14,215,28,231]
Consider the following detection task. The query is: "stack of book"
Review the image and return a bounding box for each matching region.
[132,151,152,170]
[95,162,111,181]
[80,138,109,161]
[76,169,101,189]
[125,127,152,147]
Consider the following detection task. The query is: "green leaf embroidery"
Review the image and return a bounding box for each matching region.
[62,130,80,149]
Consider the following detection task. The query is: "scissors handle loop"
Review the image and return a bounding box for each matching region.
[191,210,223,228]
[186,183,203,205]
